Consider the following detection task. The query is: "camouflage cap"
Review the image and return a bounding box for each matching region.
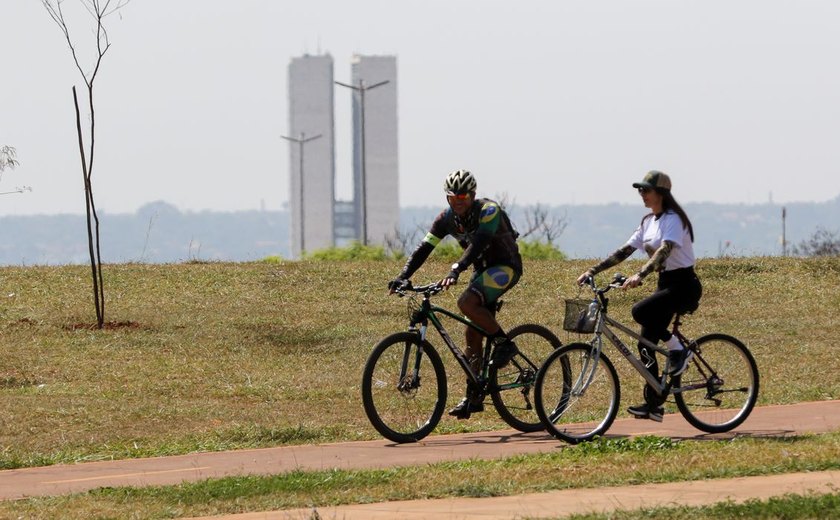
[632,170,672,191]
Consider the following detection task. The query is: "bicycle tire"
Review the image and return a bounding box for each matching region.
[361,332,447,443]
[488,324,563,432]
[673,333,759,433]
[535,342,620,444]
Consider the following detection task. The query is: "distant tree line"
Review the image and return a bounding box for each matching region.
[2,197,840,265]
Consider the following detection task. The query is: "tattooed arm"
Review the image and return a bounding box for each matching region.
[577,244,636,285]
[587,244,635,276]
[620,240,675,288]
[637,240,674,279]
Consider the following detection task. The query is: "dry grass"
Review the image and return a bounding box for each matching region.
[1,257,838,465]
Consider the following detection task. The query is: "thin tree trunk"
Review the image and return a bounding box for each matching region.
[86,83,106,327]
[73,86,103,328]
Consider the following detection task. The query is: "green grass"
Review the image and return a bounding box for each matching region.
[0,257,838,468]
[564,492,840,520]
[2,433,838,518]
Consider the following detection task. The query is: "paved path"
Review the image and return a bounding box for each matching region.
[184,470,840,520]
[0,401,837,501]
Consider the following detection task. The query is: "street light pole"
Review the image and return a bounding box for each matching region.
[782,206,787,257]
[281,132,322,256]
[335,78,389,245]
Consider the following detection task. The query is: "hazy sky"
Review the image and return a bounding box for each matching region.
[3,0,839,216]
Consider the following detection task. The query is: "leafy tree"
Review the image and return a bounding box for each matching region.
[0,146,32,196]
[0,145,18,173]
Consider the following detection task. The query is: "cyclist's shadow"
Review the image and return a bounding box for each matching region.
[382,429,557,448]
[600,428,795,442]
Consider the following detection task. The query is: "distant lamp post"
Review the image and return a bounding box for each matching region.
[335,78,389,245]
[281,132,322,255]
[781,206,787,257]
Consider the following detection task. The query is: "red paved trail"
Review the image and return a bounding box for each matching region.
[187,470,840,520]
[1,400,837,501]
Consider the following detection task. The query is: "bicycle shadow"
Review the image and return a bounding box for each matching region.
[602,428,796,442]
[380,427,800,450]
[381,430,557,449]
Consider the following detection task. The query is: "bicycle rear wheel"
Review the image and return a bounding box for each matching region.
[673,333,759,433]
[535,343,620,444]
[361,332,447,443]
[489,324,562,432]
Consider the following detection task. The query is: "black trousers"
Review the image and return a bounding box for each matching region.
[631,267,702,383]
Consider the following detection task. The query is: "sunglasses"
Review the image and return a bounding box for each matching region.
[447,193,471,201]
[637,186,653,194]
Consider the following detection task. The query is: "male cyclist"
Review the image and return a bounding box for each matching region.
[389,169,523,419]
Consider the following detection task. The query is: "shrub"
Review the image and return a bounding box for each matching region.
[306,242,389,261]
[304,239,565,262]
[430,240,463,261]
[792,227,840,257]
[518,240,566,260]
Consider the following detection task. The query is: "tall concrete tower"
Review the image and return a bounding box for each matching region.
[349,55,399,245]
[287,54,336,258]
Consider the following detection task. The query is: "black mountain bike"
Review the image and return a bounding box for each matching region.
[362,281,562,443]
[535,273,759,444]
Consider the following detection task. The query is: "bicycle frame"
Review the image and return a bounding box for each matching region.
[409,291,493,387]
[580,278,697,398]
[595,313,671,395]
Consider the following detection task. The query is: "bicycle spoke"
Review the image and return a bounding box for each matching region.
[362,333,447,443]
[674,334,759,433]
[535,343,620,444]
[489,324,561,433]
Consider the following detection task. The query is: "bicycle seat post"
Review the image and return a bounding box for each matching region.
[672,313,688,337]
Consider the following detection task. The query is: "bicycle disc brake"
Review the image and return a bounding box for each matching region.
[397,375,420,396]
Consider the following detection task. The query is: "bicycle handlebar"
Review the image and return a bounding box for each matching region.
[580,273,629,296]
[392,280,446,298]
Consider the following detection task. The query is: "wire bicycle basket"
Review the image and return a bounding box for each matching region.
[562,298,597,333]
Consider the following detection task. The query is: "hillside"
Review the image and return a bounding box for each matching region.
[1,257,838,469]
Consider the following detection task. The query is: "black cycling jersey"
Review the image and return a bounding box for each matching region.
[399,198,522,280]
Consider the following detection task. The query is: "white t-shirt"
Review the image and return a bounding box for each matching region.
[626,210,695,271]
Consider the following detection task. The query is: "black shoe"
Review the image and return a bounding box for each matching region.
[667,348,694,376]
[627,403,664,422]
[490,340,518,369]
[448,396,484,419]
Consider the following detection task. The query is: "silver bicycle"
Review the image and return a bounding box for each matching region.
[534,273,759,444]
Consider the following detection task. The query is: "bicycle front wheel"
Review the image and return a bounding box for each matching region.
[535,343,620,444]
[489,324,563,432]
[361,332,447,443]
[673,333,759,433]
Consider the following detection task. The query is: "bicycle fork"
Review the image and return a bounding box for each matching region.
[572,340,603,397]
[397,327,427,392]
[549,342,602,423]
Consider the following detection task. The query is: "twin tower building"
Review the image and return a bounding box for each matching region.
[286,54,399,258]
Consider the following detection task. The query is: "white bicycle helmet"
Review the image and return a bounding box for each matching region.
[443,169,477,195]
